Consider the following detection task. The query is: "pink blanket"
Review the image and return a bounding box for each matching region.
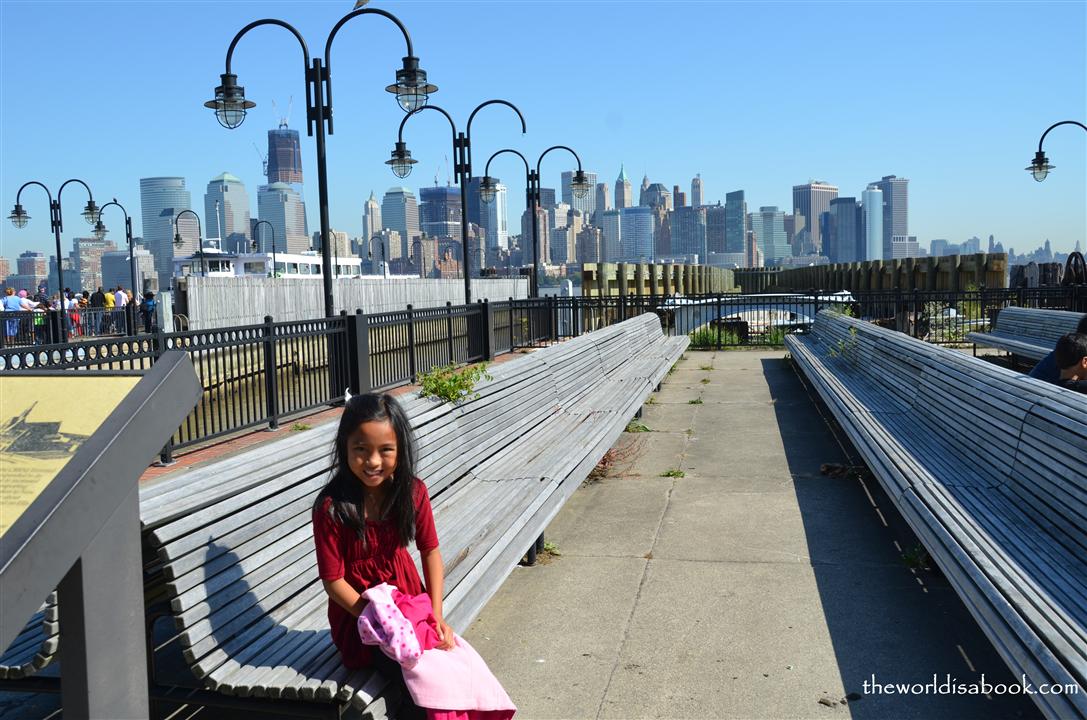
[358,583,516,718]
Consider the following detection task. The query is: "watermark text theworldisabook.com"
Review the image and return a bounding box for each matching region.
[863,674,1081,697]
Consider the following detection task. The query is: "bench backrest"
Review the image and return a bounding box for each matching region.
[993,307,1085,343]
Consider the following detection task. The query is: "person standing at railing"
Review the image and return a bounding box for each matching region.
[101,286,115,334]
[140,291,157,334]
[113,286,128,334]
[89,287,105,337]
[3,288,22,343]
[32,300,50,345]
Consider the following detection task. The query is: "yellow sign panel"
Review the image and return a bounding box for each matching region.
[0,375,140,538]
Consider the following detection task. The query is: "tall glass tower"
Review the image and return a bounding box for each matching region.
[724,190,748,253]
[862,186,884,261]
[266,123,303,184]
[792,182,839,254]
[140,176,193,287]
[204,172,252,253]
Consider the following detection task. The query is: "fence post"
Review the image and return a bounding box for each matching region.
[346,309,372,395]
[406,304,417,380]
[263,315,279,430]
[548,294,558,341]
[446,302,456,364]
[715,294,722,350]
[508,297,515,350]
[482,300,496,361]
[619,293,627,322]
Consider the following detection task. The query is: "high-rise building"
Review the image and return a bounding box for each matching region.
[538,188,557,210]
[576,225,603,264]
[861,186,884,262]
[792,181,838,254]
[549,202,571,233]
[266,122,303,184]
[593,182,611,225]
[783,213,806,256]
[419,183,462,242]
[101,248,156,291]
[748,207,789,264]
[258,182,310,253]
[961,236,982,254]
[521,206,550,265]
[724,190,748,253]
[14,250,49,292]
[484,182,509,250]
[891,235,921,259]
[601,210,622,262]
[690,174,704,208]
[562,171,597,219]
[380,187,420,258]
[73,237,117,290]
[705,203,727,254]
[638,174,651,206]
[930,239,951,257]
[312,229,351,259]
[614,165,633,209]
[673,186,687,208]
[204,172,252,253]
[744,230,764,268]
[670,206,707,259]
[642,184,672,212]
[362,190,382,244]
[464,177,484,227]
[826,198,863,264]
[140,176,194,287]
[871,175,908,260]
[619,206,654,260]
[0,258,10,285]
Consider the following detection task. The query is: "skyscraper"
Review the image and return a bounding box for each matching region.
[642,184,672,212]
[673,186,687,208]
[258,182,309,253]
[74,236,117,290]
[140,176,194,287]
[872,175,908,260]
[484,182,508,250]
[724,190,748,253]
[601,209,621,261]
[748,207,789,264]
[705,203,726,254]
[826,198,863,264]
[593,182,611,225]
[381,187,420,258]
[691,174,704,208]
[619,206,654,260]
[562,171,597,219]
[538,188,557,210]
[614,165,633,209]
[204,172,252,253]
[792,181,839,254]
[861,185,883,262]
[670,206,707,259]
[521,206,550,264]
[783,213,806,256]
[362,191,382,245]
[266,122,303,184]
[638,174,651,206]
[419,183,462,242]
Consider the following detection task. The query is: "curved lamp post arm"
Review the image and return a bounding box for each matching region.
[14,180,54,207]
[57,178,95,204]
[1037,120,1087,152]
[174,209,203,241]
[536,145,583,176]
[397,104,458,143]
[483,148,531,179]
[223,19,312,134]
[97,200,128,224]
[465,100,527,168]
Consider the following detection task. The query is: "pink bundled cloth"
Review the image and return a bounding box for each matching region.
[358,583,516,720]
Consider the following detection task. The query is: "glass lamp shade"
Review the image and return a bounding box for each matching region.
[386,57,437,113]
[1027,152,1053,182]
[82,200,100,225]
[479,177,498,204]
[204,73,255,129]
[9,204,29,228]
[571,171,591,199]
[386,143,417,179]
[93,220,108,240]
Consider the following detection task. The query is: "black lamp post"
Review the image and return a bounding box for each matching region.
[9,179,100,299]
[206,9,435,318]
[253,219,277,277]
[173,210,206,277]
[480,146,589,297]
[387,100,526,305]
[1027,120,1087,181]
[368,233,388,278]
[94,198,138,335]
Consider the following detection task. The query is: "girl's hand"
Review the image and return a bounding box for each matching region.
[434,618,456,651]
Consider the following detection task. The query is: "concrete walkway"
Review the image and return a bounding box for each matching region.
[463,350,1039,720]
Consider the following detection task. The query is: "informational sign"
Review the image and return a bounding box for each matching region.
[0,376,139,537]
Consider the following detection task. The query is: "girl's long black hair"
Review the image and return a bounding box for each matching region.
[314,393,418,549]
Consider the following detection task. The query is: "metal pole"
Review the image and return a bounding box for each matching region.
[51,201,64,302]
[311,57,335,318]
[127,216,137,336]
[457,133,472,305]
[530,172,540,298]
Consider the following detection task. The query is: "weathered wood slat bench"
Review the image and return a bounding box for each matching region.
[786,311,1087,720]
[135,313,686,717]
[966,306,1085,362]
[0,594,58,680]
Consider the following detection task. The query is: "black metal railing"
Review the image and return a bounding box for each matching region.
[3,286,1082,456]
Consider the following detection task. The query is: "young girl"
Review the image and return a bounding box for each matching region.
[311,392,455,674]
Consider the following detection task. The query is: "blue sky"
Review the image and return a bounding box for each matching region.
[1,0,1084,265]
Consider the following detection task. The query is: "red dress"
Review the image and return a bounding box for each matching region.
[312,478,440,669]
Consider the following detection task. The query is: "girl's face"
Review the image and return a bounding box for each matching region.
[347,419,398,491]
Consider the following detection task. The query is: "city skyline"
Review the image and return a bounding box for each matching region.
[1,1,1084,268]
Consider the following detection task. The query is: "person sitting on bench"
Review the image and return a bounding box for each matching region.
[1028,315,1087,384]
[1053,333,1087,394]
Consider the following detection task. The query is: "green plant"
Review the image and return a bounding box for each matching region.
[418,362,493,404]
[688,397,703,405]
[542,541,562,557]
[700,378,710,385]
[290,422,311,432]
[645,395,658,405]
[699,364,713,371]
[660,469,685,478]
[626,419,651,433]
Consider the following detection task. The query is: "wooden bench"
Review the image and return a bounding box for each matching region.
[966,306,1085,362]
[135,313,686,717]
[787,311,1087,720]
[0,594,58,680]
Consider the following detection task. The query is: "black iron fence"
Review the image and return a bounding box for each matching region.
[0,307,147,348]
[2,287,1083,457]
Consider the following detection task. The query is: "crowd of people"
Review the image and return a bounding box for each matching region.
[2,285,158,345]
